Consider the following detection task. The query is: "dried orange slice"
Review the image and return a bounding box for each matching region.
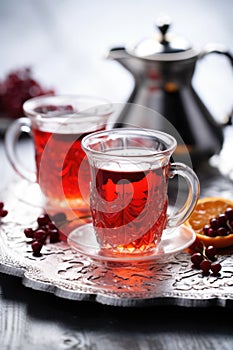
[185,197,233,248]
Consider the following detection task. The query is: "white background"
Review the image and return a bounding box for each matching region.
[0,0,232,118]
[0,0,232,188]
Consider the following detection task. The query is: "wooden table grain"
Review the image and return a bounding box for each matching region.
[0,270,233,350]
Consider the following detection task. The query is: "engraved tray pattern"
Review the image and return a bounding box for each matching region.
[1,179,233,307]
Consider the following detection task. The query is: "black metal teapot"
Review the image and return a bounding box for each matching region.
[107,17,233,163]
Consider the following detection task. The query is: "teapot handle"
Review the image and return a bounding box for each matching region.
[199,44,233,65]
[200,44,233,65]
[199,44,233,124]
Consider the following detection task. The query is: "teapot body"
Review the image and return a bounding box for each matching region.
[109,49,224,163]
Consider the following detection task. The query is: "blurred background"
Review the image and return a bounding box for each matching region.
[0,0,232,188]
[0,0,232,119]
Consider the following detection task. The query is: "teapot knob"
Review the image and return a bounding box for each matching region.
[156,16,171,42]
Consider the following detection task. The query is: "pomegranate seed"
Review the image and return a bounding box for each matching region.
[210,262,222,275]
[217,227,227,236]
[203,225,210,235]
[225,208,233,220]
[209,218,219,230]
[34,229,47,243]
[200,260,211,274]
[49,229,59,243]
[191,252,203,267]
[218,213,227,226]
[24,228,34,238]
[207,227,216,237]
[31,241,43,256]
[48,222,57,230]
[0,209,8,218]
[37,214,50,226]
[205,245,217,261]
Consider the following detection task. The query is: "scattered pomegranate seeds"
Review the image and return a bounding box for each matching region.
[23,213,67,257]
[190,244,222,276]
[0,202,67,257]
[202,207,233,237]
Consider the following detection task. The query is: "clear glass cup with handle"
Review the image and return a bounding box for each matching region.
[4,95,113,215]
[80,127,200,257]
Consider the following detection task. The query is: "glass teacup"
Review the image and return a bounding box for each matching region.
[81,128,200,256]
[5,95,113,215]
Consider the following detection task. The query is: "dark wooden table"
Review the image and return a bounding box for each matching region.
[1,271,233,350]
[0,1,233,349]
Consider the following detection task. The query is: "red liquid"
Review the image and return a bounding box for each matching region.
[33,128,95,212]
[91,164,169,254]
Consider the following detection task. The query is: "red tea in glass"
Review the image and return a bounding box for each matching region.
[90,163,169,254]
[34,128,100,213]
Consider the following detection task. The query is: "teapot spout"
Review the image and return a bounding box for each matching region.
[107,46,129,60]
[106,46,139,77]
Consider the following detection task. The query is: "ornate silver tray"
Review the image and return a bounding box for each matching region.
[1,180,233,307]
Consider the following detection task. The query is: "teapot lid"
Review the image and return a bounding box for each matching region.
[126,17,199,61]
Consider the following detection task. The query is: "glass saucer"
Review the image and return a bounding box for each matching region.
[67,224,196,263]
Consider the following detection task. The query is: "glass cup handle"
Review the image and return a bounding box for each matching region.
[4,117,36,182]
[166,162,200,229]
